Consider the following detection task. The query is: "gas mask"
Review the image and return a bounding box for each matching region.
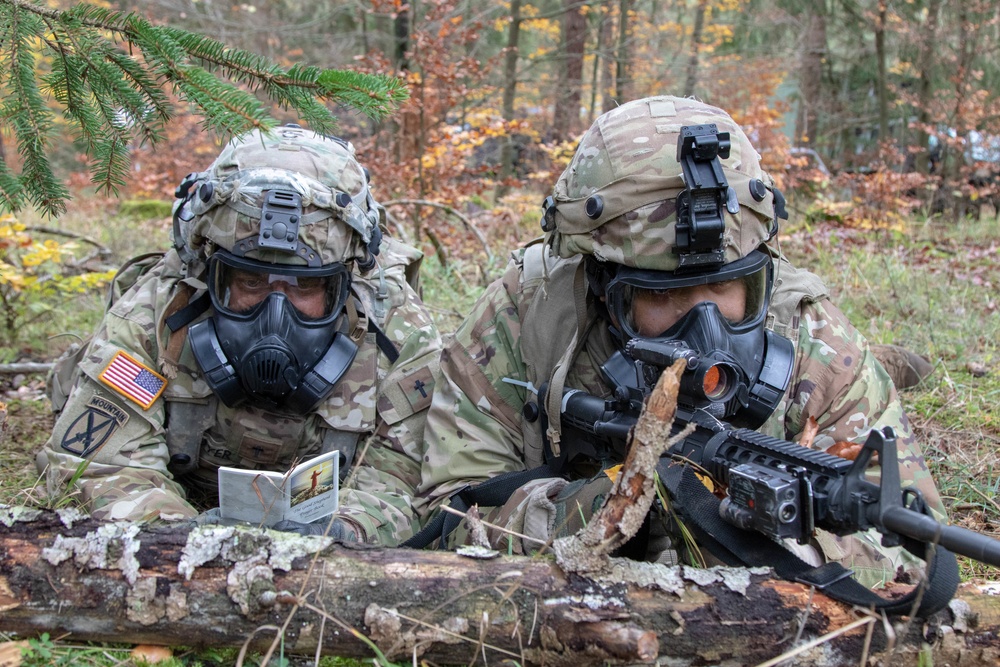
[189,249,358,414]
[599,249,794,428]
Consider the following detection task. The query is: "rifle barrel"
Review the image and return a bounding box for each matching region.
[880,506,1000,567]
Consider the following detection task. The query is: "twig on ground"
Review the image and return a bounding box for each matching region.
[24,226,110,253]
[439,504,549,547]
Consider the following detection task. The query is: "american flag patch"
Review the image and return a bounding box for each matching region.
[98,351,167,410]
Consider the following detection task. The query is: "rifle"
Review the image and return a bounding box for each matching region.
[539,339,1000,569]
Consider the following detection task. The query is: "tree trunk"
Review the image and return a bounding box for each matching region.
[612,0,632,106]
[874,1,889,145]
[598,6,616,115]
[551,0,587,142]
[914,0,942,175]
[683,0,708,98]
[393,2,410,72]
[497,0,523,198]
[795,8,827,147]
[947,5,974,221]
[0,511,997,666]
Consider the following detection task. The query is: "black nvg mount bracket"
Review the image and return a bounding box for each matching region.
[674,124,741,272]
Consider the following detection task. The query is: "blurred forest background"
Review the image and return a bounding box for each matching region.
[4,0,1000,252]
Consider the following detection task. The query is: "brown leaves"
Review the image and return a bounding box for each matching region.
[826,441,866,461]
[798,416,872,462]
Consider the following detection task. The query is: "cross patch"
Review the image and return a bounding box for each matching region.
[401,367,435,412]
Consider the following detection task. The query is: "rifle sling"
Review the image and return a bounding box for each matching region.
[658,460,959,617]
[403,466,556,549]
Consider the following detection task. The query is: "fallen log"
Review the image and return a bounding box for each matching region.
[0,508,998,666]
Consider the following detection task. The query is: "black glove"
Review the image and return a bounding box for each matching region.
[272,516,358,542]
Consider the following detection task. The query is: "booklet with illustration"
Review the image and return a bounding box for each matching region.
[217,450,340,527]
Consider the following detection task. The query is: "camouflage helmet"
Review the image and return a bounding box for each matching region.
[544,96,782,271]
[173,125,381,270]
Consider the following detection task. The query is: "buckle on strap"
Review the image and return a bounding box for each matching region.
[794,562,856,590]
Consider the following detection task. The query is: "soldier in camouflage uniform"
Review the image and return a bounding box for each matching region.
[415,96,944,587]
[39,126,441,545]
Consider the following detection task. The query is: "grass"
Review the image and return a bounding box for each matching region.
[778,213,1000,578]
[0,398,51,506]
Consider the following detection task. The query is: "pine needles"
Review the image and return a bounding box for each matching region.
[0,0,409,217]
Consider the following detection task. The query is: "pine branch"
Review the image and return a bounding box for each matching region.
[0,159,25,212]
[89,135,131,197]
[0,4,68,216]
[0,0,410,215]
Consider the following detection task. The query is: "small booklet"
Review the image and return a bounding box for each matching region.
[217,450,340,527]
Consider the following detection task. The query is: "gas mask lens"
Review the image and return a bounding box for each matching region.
[607,250,772,340]
[209,252,350,322]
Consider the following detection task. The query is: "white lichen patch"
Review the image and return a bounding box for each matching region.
[55,507,88,529]
[126,577,164,625]
[179,525,331,615]
[543,593,626,610]
[948,598,972,633]
[41,522,142,585]
[177,525,238,580]
[227,557,274,616]
[607,559,685,595]
[716,568,753,595]
[265,532,332,571]
[0,505,43,527]
[456,545,500,559]
[680,565,722,587]
[680,565,769,596]
[980,582,1000,596]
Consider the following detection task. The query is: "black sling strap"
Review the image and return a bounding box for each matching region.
[403,465,556,549]
[165,293,211,332]
[658,461,959,617]
[367,318,399,364]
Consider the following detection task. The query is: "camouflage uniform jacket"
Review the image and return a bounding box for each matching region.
[417,242,944,586]
[40,238,441,546]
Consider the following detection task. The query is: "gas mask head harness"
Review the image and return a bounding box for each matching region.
[176,126,382,414]
[590,124,794,428]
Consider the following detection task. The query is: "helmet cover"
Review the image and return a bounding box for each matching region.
[176,125,379,269]
[547,96,780,272]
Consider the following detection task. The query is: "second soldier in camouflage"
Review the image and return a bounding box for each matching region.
[415,96,944,588]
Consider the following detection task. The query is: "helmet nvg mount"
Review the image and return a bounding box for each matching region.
[541,95,786,272]
[178,125,381,414]
[542,96,793,427]
[172,124,382,271]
